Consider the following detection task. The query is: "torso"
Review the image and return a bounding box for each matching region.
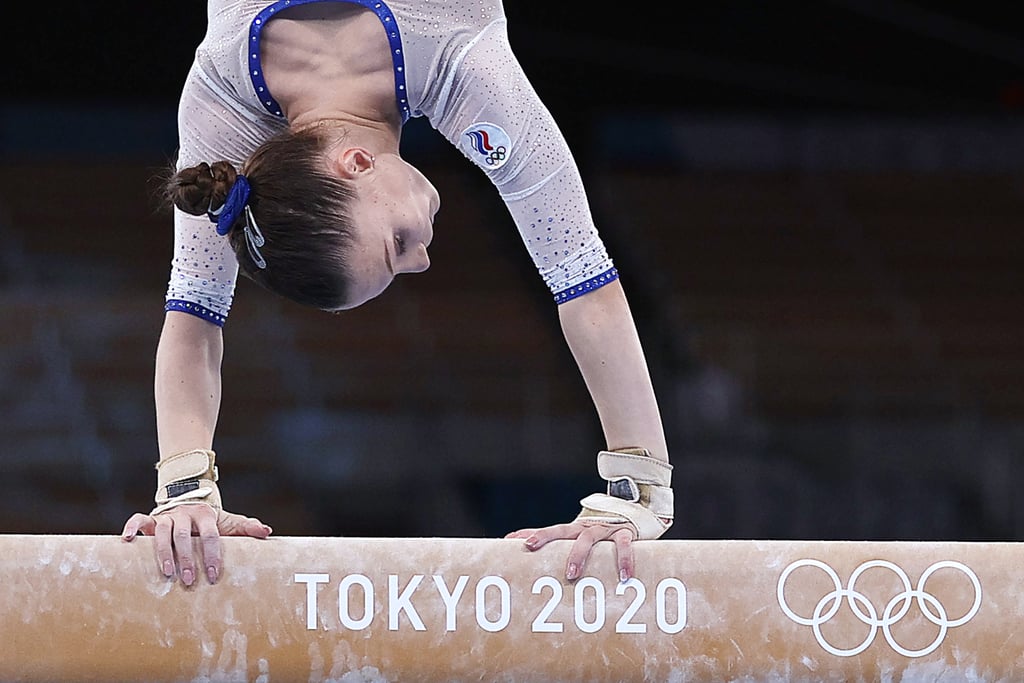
[172,0,616,322]
[259,2,403,129]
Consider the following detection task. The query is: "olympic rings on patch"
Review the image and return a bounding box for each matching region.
[777,559,982,658]
[484,145,507,166]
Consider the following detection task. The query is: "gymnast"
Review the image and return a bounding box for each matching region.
[121,0,673,587]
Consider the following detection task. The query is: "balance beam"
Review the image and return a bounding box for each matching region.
[0,535,1019,682]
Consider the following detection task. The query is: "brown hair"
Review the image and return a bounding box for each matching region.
[165,127,357,310]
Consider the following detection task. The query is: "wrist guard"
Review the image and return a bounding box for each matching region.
[152,448,222,515]
[575,447,673,539]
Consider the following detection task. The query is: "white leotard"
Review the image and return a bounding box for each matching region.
[166,0,617,325]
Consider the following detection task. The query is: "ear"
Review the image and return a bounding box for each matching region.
[332,147,376,179]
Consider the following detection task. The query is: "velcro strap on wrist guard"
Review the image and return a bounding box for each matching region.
[575,447,674,540]
[152,448,222,515]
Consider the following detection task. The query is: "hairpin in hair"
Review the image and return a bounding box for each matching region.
[209,175,251,236]
[243,205,268,270]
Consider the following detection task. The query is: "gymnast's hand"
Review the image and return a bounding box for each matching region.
[508,449,674,582]
[506,520,638,583]
[121,504,272,586]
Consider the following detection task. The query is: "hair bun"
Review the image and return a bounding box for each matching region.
[168,160,239,216]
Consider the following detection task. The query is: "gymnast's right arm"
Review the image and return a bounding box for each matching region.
[121,311,273,586]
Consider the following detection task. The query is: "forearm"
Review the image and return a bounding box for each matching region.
[558,280,669,464]
[154,311,224,459]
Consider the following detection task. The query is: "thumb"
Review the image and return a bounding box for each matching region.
[217,510,273,538]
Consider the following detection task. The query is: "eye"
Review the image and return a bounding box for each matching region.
[394,233,406,255]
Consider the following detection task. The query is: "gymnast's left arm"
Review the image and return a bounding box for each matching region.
[505,280,674,582]
[426,16,673,581]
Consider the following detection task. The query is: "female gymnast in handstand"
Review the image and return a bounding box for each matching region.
[122,0,674,587]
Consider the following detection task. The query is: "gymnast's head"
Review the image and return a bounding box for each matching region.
[166,126,439,311]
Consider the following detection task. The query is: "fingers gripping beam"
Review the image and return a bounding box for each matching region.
[0,536,1020,682]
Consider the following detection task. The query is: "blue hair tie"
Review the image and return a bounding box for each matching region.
[209,175,251,236]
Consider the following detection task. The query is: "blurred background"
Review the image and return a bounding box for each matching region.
[1,1,1022,542]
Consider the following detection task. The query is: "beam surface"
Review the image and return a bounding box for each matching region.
[0,535,1020,682]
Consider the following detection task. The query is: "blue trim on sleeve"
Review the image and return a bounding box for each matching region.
[248,0,411,124]
[553,268,619,304]
[165,300,227,327]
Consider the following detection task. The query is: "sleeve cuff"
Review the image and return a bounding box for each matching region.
[164,299,227,327]
[553,268,619,305]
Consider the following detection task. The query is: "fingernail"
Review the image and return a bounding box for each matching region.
[181,569,194,586]
[207,566,218,584]
[525,536,539,549]
[566,563,578,580]
[620,569,630,583]
[162,561,174,577]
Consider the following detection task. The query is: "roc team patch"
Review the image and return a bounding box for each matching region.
[460,122,511,170]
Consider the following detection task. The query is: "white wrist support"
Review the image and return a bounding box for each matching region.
[152,448,222,515]
[576,448,674,540]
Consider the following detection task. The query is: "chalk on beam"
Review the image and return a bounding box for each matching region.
[0,535,1020,682]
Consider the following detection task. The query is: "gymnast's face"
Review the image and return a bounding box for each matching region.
[336,151,440,309]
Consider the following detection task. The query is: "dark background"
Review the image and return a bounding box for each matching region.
[1,1,1023,542]
[8,3,1024,113]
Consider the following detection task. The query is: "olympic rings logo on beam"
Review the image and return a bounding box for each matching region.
[777,559,982,658]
